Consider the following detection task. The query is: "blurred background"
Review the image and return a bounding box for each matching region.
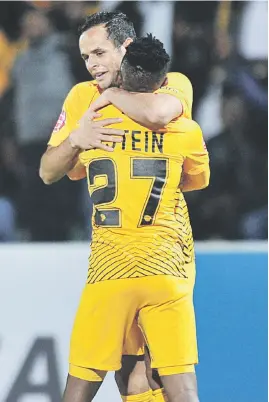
[0,0,267,243]
[0,2,267,402]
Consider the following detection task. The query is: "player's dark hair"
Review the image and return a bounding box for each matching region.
[78,11,136,47]
[120,34,170,92]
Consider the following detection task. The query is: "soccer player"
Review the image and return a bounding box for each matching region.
[41,35,209,402]
[38,10,200,402]
[39,11,193,185]
[38,10,199,402]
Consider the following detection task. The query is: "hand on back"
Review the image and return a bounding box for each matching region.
[69,109,124,152]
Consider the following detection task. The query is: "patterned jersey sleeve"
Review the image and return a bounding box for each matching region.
[155,72,193,118]
[183,122,210,175]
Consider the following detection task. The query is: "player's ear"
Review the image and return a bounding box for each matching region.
[122,37,133,49]
[162,77,168,87]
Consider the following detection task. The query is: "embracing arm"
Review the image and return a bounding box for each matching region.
[90,73,192,129]
[40,111,124,185]
[39,139,80,185]
[102,88,183,130]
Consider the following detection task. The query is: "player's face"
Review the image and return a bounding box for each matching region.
[79,25,128,89]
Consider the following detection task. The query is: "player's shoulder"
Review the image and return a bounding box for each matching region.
[165,72,192,87]
[166,72,189,80]
[69,80,99,97]
[181,118,201,133]
[64,80,99,109]
[168,117,201,134]
[164,118,204,155]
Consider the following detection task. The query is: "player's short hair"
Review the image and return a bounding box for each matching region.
[120,34,170,92]
[78,11,136,47]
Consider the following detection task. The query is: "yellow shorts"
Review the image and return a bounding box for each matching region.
[69,263,197,372]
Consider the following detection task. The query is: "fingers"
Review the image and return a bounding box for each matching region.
[99,135,123,143]
[98,143,115,152]
[92,112,102,118]
[101,128,125,136]
[81,111,102,123]
[96,118,123,127]
[87,112,102,120]
[84,109,102,118]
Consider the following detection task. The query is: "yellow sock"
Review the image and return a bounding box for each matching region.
[121,390,154,402]
[152,388,167,402]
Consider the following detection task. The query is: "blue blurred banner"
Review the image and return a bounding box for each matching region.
[0,242,267,402]
[195,245,268,402]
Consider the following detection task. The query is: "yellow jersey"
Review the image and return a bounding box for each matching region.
[48,73,208,284]
[76,110,208,283]
[48,72,193,147]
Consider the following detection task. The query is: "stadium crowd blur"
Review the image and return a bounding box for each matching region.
[0,1,267,242]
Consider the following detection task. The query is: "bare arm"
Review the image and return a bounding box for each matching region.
[39,111,124,185]
[40,139,80,185]
[90,88,183,130]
